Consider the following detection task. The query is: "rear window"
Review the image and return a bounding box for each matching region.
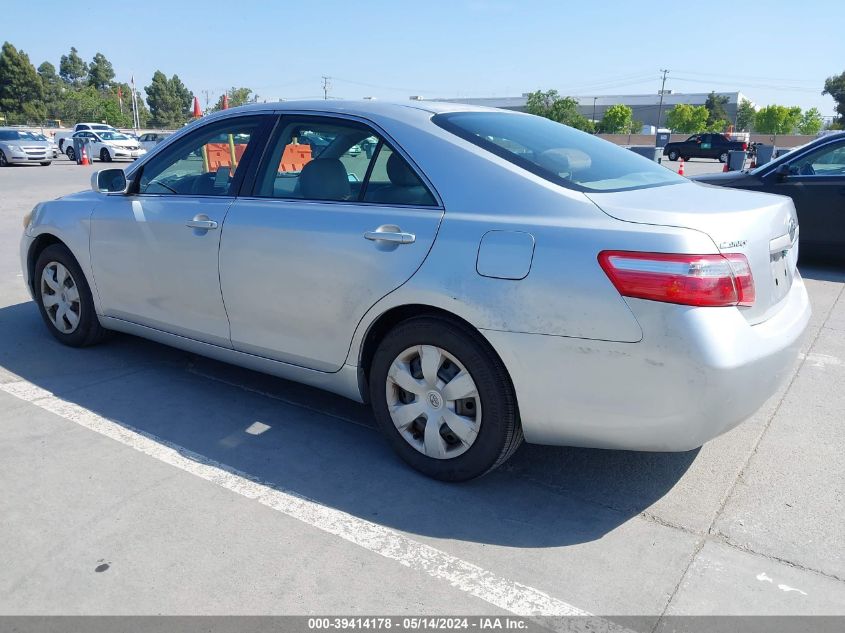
[433,111,684,193]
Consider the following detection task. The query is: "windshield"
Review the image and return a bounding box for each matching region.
[433,112,683,192]
[98,131,129,141]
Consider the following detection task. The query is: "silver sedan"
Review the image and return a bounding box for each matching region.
[0,128,54,166]
[20,101,811,480]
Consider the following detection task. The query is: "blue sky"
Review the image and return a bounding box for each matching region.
[5,0,843,117]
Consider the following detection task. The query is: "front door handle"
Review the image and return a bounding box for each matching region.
[364,229,415,244]
[186,218,218,230]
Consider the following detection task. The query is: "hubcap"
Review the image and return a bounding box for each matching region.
[386,345,481,460]
[40,262,81,334]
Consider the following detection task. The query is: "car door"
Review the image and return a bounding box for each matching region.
[89,114,273,347]
[219,114,443,372]
[769,139,845,253]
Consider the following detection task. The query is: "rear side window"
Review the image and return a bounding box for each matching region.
[252,116,436,206]
[434,112,683,193]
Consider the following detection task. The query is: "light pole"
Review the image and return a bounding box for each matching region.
[593,97,597,132]
[656,69,669,131]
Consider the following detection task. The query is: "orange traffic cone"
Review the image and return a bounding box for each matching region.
[723,160,729,172]
[678,158,685,176]
[80,145,90,166]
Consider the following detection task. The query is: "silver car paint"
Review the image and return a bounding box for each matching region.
[22,101,811,450]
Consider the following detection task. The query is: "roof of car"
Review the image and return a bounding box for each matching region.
[212,99,510,122]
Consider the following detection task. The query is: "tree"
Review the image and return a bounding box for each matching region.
[59,46,88,86]
[88,52,115,90]
[38,61,64,120]
[599,104,633,134]
[754,105,802,135]
[822,70,845,126]
[524,89,593,132]
[664,104,709,133]
[0,41,45,123]
[145,70,193,127]
[736,99,756,131]
[704,91,729,129]
[797,107,823,135]
[209,86,255,112]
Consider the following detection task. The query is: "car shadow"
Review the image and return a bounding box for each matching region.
[799,261,845,282]
[0,300,698,548]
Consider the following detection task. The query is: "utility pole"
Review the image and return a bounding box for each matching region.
[321,76,331,100]
[656,69,669,131]
[202,90,212,111]
[593,96,598,131]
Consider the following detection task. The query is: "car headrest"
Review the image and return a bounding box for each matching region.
[299,158,351,201]
[536,149,571,176]
[386,152,420,187]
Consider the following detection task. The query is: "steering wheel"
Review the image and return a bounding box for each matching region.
[797,163,815,176]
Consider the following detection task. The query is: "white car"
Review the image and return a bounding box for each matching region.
[66,130,146,163]
[138,132,172,152]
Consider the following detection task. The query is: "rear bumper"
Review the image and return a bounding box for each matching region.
[482,274,811,451]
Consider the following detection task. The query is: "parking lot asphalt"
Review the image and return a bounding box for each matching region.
[1,159,843,623]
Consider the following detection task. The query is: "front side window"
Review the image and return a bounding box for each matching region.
[253,117,436,205]
[137,116,264,196]
[434,111,684,192]
[788,142,845,176]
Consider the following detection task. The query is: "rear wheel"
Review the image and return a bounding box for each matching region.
[718,151,729,163]
[65,147,76,161]
[100,148,112,162]
[369,316,522,481]
[682,155,691,162]
[667,149,679,161]
[34,244,109,347]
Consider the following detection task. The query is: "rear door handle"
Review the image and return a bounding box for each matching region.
[186,219,218,230]
[364,230,415,244]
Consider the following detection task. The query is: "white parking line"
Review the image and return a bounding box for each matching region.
[0,378,607,622]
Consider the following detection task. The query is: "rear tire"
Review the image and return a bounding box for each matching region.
[718,151,729,163]
[369,316,522,481]
[100,148,112,163]
[40,162,51,166]
[34,244,109,347]
[667,150,679,161]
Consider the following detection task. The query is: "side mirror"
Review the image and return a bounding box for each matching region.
[775,163,791,182]
[91,168,128,194]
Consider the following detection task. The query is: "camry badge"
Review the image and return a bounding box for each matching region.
[788,218,797,243]
[719,239,747,249]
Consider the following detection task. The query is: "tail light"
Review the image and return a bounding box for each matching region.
[598,251,755,307]
[742,142,748,150]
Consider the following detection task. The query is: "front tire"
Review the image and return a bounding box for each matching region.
[100,148,112,162]
[369,316,522,481]
[718,151,729,163]
[0,150,9,167]
[34,244,109,347]
[667,149,679,161]
[40,162,52,166]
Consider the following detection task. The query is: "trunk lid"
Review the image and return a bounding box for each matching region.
[586,181,799,325]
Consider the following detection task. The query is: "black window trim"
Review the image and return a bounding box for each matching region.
[240,111,443,209]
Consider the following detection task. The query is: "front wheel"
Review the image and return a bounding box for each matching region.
[369,316,522,481]
[667,149,679,161]
[40,162,52,166]
[718,151,729,163]
[100,148,112,162]
[34,244,109,347]
[0,150,9,167]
